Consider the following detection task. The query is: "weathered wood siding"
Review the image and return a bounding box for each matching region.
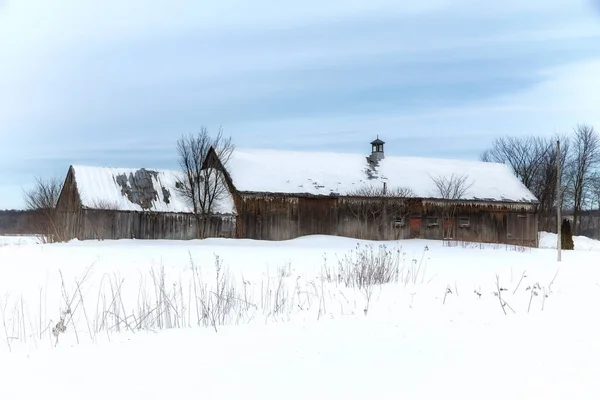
[298,197,337,235]
[56,167,235,241]
[60,209,235,241]
[55,162,538,245]
[81,210,233,240]
[418,201,538,246]
[234,194,539,246]
[234,196,300,240]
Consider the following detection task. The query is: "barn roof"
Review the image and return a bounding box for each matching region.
[224,148,538,204]
[68,165,236,214]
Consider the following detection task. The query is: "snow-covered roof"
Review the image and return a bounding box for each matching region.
[225,148,538,204]
[69,165,235,214]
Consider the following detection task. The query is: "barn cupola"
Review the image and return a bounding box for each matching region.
[369,136,385,164]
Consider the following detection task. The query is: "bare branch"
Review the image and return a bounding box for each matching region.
[344,185,414,236]
[90,200,121,211]
[429,173,473,240]
[480,134,572,231]
[346,185,414,199]
[22,176,64,242]
[569,124,600,234]
[430,173,473,201]
[24,177,62,210]
[176,127,235,238]
[479,136,550,189]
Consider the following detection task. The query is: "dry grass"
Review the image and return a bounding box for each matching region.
[0,243,561,352]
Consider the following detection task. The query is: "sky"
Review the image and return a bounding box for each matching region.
[1,0,600,209]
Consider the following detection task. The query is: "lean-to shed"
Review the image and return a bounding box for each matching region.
[56,165,235,240]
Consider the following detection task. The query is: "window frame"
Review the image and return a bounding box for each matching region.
[458,217,470,228]
[427,217,439,227]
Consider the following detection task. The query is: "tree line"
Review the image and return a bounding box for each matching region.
[480,124,600,235]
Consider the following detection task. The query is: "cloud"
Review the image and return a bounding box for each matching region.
[1,0,600,209]
[0,0,451,52]
[217,58,600,157]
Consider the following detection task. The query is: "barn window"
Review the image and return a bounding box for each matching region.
[394,216,405,227]
[427,218,438,227]
[459,217,470,228]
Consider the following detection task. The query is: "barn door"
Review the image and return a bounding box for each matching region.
[298,198,336,236]
[507,214,528,244]
[409,218,421,238]
[443,218,455,239]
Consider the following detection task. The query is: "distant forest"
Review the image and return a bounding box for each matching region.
[0,210,38,235]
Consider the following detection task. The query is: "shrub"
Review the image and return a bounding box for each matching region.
[561,219,574,250]
[331,244,401,289]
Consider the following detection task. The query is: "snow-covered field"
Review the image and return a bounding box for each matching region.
[0,234,41,246]
[0,233,599,399]
[539,231,600,251]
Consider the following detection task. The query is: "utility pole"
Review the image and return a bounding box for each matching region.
[557,140,562,262]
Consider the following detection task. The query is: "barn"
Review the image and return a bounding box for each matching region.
[55,165,236,241]
[206,138,540,246]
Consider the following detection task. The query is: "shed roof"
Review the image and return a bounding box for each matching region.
[224,148,538,204]
[67,165,236,214]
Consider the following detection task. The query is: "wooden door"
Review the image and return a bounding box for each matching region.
[409,218,421,238]
[298,198,336,236]
[443,217,455,239]
[507,214,529,244]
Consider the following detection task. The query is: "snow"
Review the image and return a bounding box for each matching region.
[226,148,538,203]
[539,231,600,251]
[0,235,40,246]
[70,165,235,214]
[1,235,600,398]
[67,149,536,220]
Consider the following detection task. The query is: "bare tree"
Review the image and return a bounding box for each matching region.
[90,200,121,210]
[430,173,473,201]
[530,135,572,231]
[480,134,573,231]
[23,176,64,243]
[176,127,234,238]
[588,174,600,239]
[568,124,600,234]
[346,185,415,239]
[481,127,600,237]
[590,173,600,211]
[480,136,549,190]
[430,173,474,239]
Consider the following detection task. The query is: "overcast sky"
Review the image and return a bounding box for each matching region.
[2,0,600,209]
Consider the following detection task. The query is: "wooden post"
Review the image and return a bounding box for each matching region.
[557,140,562,262]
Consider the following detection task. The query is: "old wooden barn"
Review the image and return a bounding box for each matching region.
[205,138,540,246]
[55,138,539,245]
[56,165,235,241]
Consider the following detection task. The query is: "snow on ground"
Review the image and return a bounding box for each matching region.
[1,235,600,399]
[539,230,600,251]
[0,235,41,246]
